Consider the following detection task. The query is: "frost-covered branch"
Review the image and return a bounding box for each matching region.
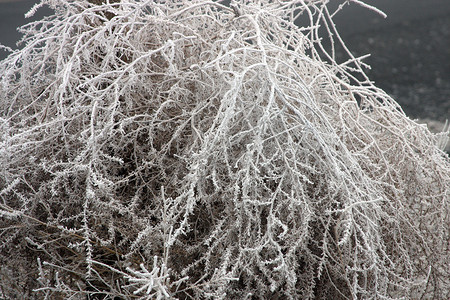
[1,0,448,299]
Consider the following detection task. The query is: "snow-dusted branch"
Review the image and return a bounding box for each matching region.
[1,0,448,299]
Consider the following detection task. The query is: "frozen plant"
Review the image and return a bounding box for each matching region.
[125,258,171,299]
[0,0,449,299]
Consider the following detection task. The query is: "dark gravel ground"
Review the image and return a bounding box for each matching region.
[340,13,450,123]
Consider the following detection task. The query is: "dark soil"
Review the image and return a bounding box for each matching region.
[342,14,450,122]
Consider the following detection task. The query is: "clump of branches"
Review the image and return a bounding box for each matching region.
[1,0,449,299]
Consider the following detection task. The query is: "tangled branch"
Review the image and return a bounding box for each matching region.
[1,0,448,299]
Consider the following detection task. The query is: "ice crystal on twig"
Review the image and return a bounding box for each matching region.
[1,0,448,299]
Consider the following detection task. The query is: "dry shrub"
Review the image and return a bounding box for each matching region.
[1,0,449,299]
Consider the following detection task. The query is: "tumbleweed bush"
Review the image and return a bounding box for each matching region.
[1,0,449,299]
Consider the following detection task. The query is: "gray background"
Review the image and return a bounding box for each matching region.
[1,0,449,124]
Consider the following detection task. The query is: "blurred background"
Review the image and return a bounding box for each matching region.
[1,0,449,138]
[331,0,450,126]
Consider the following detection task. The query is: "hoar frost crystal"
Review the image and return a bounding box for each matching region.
[0,0,449,299]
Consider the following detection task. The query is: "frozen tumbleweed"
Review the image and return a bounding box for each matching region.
[1,1,449,299]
